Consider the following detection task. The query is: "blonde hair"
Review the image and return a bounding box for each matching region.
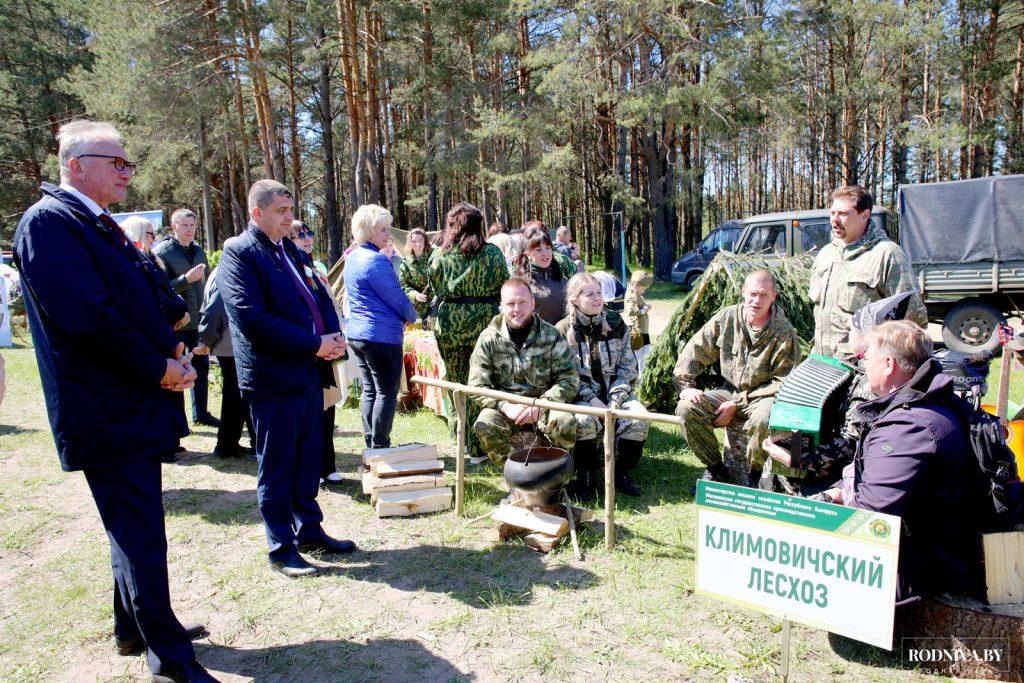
[563,272,610,345]
[57,120,123,181]
[564,272,602,317]
[866,320,932,374]
[120,215,155,249]
[350,204,393,245]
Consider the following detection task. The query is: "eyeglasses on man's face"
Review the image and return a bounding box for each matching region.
[76,154,138,175]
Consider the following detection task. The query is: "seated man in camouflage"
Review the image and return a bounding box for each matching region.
[674,269,802,488]
[468,278,579,465]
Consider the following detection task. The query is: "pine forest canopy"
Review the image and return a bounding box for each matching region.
[2,0,1023,280]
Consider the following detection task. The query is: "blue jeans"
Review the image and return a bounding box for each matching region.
[349,339,404,449]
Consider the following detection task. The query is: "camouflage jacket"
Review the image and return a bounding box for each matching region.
[555,309,637,405]
[809,224,926,358]
[468,313,579,410]
[553,251,577,279]
[623,288,649,335]
[673,303,802,407]
[399,253,431,319]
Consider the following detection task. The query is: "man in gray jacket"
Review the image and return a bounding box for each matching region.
[153,208,217,427]
[198,267,253,458]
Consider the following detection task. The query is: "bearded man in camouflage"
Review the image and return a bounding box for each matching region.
[674,269,802,488]
[810,185,926,359]
[469,279,579,465]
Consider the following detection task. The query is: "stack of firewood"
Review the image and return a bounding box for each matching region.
[360,443,452,518]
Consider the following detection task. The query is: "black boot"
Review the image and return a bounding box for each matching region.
[691,462,731,495]
[614,439,644,497]
[570,439,599,501]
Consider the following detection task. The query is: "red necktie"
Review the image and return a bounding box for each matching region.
[98,213,130,247]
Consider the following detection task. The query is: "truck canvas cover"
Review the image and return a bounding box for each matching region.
[898,174,1024,265]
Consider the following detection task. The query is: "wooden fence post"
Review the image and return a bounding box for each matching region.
[454,389,466,516]
[604,410,616,549]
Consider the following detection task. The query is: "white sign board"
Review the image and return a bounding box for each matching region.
[696,480,900,649]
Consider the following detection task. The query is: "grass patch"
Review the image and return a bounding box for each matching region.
[0,345,954,681]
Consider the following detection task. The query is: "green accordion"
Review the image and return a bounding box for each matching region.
[768,354,855,471]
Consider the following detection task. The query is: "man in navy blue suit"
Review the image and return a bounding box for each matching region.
[14,120,215,682]
[218,179,355,578]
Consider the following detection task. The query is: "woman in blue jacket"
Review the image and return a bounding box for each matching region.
[343,204,418,448]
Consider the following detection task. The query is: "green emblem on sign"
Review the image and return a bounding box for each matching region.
[869,518,891,539]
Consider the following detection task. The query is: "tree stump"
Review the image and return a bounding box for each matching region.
[894,595,1024,681]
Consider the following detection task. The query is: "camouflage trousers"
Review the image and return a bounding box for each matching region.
[474,407,577,465]
[675,389,774,485]
[574,398,650,443]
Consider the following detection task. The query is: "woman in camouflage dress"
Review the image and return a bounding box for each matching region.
[399,228,433,322]
[429,203,508,460]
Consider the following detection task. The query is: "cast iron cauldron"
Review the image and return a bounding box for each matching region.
[503,446,573,505]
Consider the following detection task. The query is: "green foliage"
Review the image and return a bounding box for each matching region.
[637,252,816,413]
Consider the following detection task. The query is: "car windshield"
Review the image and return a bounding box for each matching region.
[744,224,787,255]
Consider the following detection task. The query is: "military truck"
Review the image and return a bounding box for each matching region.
[721,174,1023,353]
[897,175,1024,353]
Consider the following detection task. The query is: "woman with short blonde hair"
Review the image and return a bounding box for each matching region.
[120,215,157,255]
[343,204,418,449]
[350,204,394,245]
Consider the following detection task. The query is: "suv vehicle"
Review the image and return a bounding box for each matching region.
[732,207,889,259]
[671,221,743,288]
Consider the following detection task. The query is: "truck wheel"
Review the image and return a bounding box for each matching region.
[941,300,1003,354]
[684,271,702,290]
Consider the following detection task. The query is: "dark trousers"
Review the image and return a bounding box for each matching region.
[175,329,210,421]
[349,339,403,449]
[321,405,337,477]
[247,383,325,560]
[83,458,194,674]
[215,356,252,453]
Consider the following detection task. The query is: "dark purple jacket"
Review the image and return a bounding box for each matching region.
[851,359,983,603]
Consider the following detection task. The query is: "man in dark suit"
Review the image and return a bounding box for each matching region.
[13,120,215,682]
[218,179,355,578]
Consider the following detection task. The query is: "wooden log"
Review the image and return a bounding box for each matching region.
[361,471,445,498]
[491,505,569,537]
[375,487,452,517]
[524,532,561,553]
[984,531,1024,605]
[889,595,1024,681]
[362,443,436,467]
[371,459,444,478]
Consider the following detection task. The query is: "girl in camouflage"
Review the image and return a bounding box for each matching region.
[399,228,433,323]
[556,273,649,498]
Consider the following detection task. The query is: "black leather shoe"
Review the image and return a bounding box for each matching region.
[270,554,318,578]
[615,473,642,497]
[151,660,219,683]
[298,535,357,555]
[194,415,221,428]
[116,622,207,656]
